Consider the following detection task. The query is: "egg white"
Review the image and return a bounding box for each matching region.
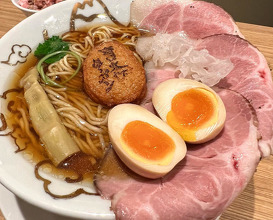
[152,78,226,144]
[108,103,187,179]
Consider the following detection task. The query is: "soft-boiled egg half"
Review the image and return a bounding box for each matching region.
[108,104,187,179]
[153,79,226,144]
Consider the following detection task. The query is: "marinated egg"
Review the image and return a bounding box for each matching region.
[108,104,187,179]
[152,79,226,144]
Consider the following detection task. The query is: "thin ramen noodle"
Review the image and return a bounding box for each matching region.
[1,24,142,198]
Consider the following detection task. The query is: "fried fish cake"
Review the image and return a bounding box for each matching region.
[83,40,146,107]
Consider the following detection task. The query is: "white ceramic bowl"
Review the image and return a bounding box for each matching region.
[11,0,38,16]
[0,0,132,219]
[0,1,224,219]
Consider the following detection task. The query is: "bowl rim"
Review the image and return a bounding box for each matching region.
[1,0,132,218]
[11,0,39,13]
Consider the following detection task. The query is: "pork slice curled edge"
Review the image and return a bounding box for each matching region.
[95,89,260,220]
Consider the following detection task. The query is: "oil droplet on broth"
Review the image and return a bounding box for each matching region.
[58,174,65,179]
[23,152,33,161]
[42,165,53,173]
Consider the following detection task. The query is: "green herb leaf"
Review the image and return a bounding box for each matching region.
[34,36,69,64]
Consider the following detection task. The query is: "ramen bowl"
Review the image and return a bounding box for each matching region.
[0,0,132,219]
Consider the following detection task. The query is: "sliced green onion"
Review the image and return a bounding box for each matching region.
[36,51,82,88]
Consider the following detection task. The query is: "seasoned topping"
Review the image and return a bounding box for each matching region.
[83,41,146,107]
[99,46,116,61]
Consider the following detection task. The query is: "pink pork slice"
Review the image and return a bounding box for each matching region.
[133,0,242,39]
[95,89,261,220]
[139,34,273,157]
[196,34,273,157]
[141,67,177,106]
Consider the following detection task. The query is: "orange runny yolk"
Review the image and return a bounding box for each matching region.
[167,88,217,141]
[121,120,175,164]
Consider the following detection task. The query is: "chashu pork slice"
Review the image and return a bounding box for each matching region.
[196,34,273,157]
[131,0,243,39]
[95,89,260,220]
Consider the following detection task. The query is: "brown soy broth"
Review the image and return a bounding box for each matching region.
[3,53,97,186]
[2,23,141,196]
[4,54,46,163]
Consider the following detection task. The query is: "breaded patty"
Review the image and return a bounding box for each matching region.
[83,41,146,107]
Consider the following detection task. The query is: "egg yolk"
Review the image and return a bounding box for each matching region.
[121,120,175,165]
[167,88,217,141]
